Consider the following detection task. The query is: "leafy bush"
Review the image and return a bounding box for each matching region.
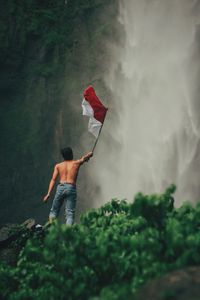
[1,185,200,300]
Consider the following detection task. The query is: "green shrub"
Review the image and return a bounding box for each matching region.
[1,185,200,300]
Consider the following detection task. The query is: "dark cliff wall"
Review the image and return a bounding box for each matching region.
[0,0,119,224]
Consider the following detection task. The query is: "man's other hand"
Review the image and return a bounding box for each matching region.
[43,194,50,202]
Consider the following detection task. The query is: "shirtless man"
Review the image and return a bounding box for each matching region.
[43,147,93,225]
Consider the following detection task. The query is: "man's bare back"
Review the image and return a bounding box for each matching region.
[56,161,80,185]
[55,155,91,185]
[43,151,93,202]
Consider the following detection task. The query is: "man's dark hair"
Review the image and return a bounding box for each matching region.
[61,147,73,160]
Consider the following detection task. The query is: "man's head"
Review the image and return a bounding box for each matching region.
[61,147,73,161]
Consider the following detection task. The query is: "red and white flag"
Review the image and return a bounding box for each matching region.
[82,86,107,138]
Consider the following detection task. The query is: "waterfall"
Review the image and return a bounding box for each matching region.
[90,0,200,205]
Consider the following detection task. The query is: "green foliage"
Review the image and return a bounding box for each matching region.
[0,186,200,299]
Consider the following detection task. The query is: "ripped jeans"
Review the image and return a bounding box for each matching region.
[49,183,77,225]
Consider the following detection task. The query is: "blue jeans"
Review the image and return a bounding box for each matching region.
[49,183,77,225]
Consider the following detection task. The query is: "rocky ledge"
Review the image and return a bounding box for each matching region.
[0,219,43,265]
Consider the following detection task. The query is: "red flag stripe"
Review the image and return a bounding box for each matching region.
[83,85,107,123]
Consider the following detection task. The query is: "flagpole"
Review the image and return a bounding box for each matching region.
[92,108,108,153]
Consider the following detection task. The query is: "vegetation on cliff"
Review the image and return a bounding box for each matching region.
[0,0,117,83]
[0,185,200,300]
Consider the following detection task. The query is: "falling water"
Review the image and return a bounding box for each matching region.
[90,0,200,205]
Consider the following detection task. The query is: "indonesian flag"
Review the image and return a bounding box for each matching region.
[82,86,108,138]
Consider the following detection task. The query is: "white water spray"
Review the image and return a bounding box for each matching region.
[90,0,200,205]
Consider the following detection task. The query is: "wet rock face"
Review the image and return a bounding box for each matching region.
[135,267,200,300]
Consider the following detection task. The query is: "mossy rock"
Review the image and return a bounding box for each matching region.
[135,267,200,300]
[0,223,18,246]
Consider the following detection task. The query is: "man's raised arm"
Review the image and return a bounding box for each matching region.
[76,151,93,165]
[43,165,59,202]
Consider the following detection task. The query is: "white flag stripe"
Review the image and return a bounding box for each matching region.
[88,117,102,138]
[82,98,94,118]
